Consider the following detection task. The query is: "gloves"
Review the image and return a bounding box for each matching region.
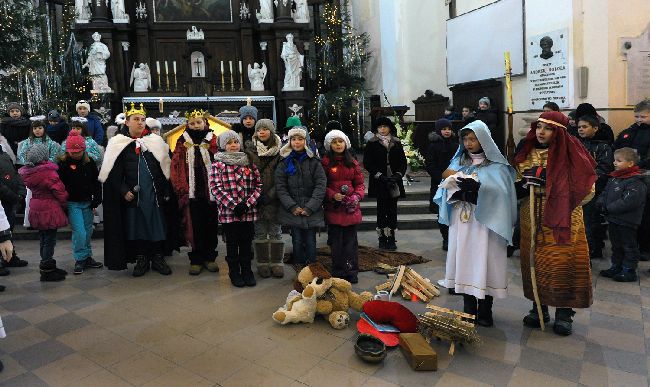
[450,190,479,205]
[522,167,546,187]
[233,202,248,217]
[456,177,481,193]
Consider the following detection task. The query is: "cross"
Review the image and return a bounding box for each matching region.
[194,57,203,77]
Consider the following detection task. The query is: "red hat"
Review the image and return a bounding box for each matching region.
[66,132,86,152]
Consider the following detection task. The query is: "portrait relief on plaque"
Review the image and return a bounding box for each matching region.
[153,0,232,22]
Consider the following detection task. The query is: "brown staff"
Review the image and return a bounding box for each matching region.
[529,185,545,331]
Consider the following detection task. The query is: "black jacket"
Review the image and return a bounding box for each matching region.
[569,123,615,145]
[614,123,650,169]
[597,174,647,228]
[579,137,613,194]
[0,116,31,156]
[424,132,458,186]
[363,136,407,198]
[0,148,25,205]
[58,155,102,207]
[46,120,70,144]
[475,109,498,132]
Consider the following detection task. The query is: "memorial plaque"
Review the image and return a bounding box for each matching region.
[622,25,650,105]
[527,29,570,110]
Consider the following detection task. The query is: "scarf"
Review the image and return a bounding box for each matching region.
[515,111,597,244]
[284,150,308,176]
[377,133,391,148]
[610,165,642,179]
[254,135,281,157]
[182,130,214,199]
[134,128,151,155]
[215,151,249,166]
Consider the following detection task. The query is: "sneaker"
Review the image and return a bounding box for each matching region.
[599,265,622,278]
[189,264,203,275]
[84,257,104,269]
[74,261,85,275]
[203,261,219,273]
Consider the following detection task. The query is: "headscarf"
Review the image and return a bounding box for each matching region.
[515,111,597,244]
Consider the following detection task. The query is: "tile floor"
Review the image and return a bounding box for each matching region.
[0,229,648,386]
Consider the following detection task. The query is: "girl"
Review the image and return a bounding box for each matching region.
[363,117,407,250]
[275,126,326,266]
[58,132,103,275]
[232,102,258,151]
[514,111,596,336]
[18,144,68,281]
[434,120,517,327]
[322,130,364,283]
[249,119,285,278]
[209,130,261,287]
[62,117,103,166]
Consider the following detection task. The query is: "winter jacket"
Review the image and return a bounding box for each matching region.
[46,120,70,144]
[597,173,647,228]
[475,109,498,133]
[0,116,31,156]
[579,137,613,194]
[18,162,68,230]
[275,150,326,229]
[569,122,615,145]
[363,135,407,198]
[424,132,459,186]
[322,154,365,226]
[0,148,25,205]
[84,114,105,146]
[58,155,102,208]
[231,123,256,151]
[614,123,650,169]
[61,136,103,166]
[209,152,261,224]
[248,137,282,223]
[115,142,171,208]
[17,137,61,165]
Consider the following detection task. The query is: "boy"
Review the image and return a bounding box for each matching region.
[232,102,257,151]
[597,148,647,282]
[1,102,31,156]
[577,115,613,259]
[75,100,105,145]
[46,110,69,144]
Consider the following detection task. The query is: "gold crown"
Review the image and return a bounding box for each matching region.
[185,109,210,120]
[125,102,146,117]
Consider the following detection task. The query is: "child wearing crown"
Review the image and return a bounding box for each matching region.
[99,103,176,277]
[170,109,220,275]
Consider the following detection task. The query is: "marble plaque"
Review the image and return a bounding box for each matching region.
[527,29,570,109]
[622,24,650,105]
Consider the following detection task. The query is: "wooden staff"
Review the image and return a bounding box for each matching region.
[529,185,545,331]
[505,52,516,164]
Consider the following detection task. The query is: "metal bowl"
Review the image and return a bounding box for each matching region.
[355,334,387,363]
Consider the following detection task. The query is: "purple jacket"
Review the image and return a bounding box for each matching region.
[19,162,68,230]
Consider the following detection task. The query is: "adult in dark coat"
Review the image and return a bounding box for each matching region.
[98,105,175,276]
[0,102,31,156]
[363,116,407,250]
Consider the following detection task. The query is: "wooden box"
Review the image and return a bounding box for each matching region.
[398,333,437,371]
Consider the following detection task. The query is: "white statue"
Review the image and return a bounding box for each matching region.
[75,0,91,23]
[281,33,304,91]
[82,32,112,93]
[186,26,205,40]
[247,62,267,91]
[111,0,129,23]
[292,0,309,23]
[129,63,151,92]
[256,0,274,23]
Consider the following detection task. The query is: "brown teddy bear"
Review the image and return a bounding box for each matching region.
[294,263,373,329]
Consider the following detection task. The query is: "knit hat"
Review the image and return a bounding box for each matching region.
[218,129,241,150]
[284,116,302,130]
[374,116,396,134]
[47,110,60,121]
[115,113,126,125]
[6,102,23,114]
[255,118,276,134]
[324,129,351,151]
[239,105,258,121]
[325,120,342,132]
[66,132,86,152]
[287,126,308,140]
[145,117,162,131]
[25,143,49,166]
[435,118,452,132]
[76,100,91,111]
[575,103,597,121]
[478,97,491,108]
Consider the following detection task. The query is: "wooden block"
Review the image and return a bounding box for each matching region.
[399,333,437,371]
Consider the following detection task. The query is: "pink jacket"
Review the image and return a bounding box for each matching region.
[322,155,365,226]
[19,162,68,230]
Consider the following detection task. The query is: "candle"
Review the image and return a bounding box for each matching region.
[159,97,164,113]
[239,60,243,73]
[229,61,233,74]
[156,61,160,74]
[164,61,169,75]
[173,61,177,74]
[220,61,224,73]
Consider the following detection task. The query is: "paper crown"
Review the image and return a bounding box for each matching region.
[125,102,146,117]
[184,109,210,120]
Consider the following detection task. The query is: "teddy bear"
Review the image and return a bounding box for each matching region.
[293,263,374,329]
[272,276,332,325]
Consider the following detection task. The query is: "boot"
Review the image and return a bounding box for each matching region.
[462,294,477,322]
[376,228,387,250]
[613,267,637,282]
[39,260,66,282]
[269,241,285,278]
[384,228,397,251]
[4,251,28,267]
[132,255,150,277]
[477,295,494,327]
[226,256,245,287]
[599,264,622,278]
[523,303,550,328]
[240,256,256,287]
[151,254,172,275]
[253,241,271,278]
[553,308,575,336]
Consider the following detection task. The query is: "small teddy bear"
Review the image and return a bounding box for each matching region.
[272,276,332,325]
[294,263,373,329]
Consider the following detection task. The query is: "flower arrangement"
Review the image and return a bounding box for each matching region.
[396,121,425,171]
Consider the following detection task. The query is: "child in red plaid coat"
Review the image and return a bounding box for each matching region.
[209,130,262,287]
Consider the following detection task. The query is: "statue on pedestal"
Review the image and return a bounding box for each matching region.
[281,34,304,91]
[256,0,274,23]
[292,0,309,23]
[75,0,91,23]
[111,0,129,23]
[82,32,113,93]
[248,62,267,91]
[130,63,151,92]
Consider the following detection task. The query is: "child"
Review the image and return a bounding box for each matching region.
[434,120,517,327]
[577,115,613,259]
[209,130,261,287]
[0,143,27,273]
[275,126,326,266]
[249,119,285,278]
[514,111,597,336]
[146,117,162,136]
[46,109,69,144]
[1,102,31,156]
[363,117,407,250]
[322,130,364,283]
[597,148,647,281]
[58,132,103,275]
[232,102,258,151]
[18,144,69,281]
[424,118,459,251]
[171,110,220,275]
[75,100,105,145]
[61,118,103,166]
